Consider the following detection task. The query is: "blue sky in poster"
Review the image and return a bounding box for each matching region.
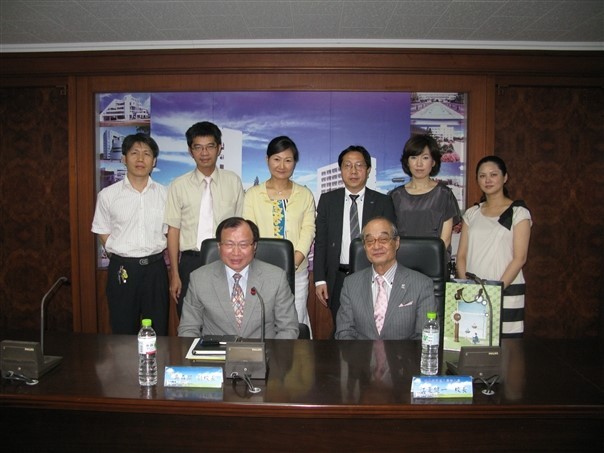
[145,91,411,194]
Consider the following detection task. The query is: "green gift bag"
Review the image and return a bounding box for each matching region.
[443,279,503,352]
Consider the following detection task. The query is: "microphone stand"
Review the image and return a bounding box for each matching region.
[465,273,494,346]
[225,287,266,392]
[251,287,265,344]
[465,272,500,395]
[40,277,69,354]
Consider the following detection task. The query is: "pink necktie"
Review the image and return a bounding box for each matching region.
[374,275,387,334]
[373,340,388,382]
[232,273,245,328]
[196,176,213,249]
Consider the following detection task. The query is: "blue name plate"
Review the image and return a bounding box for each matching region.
[411,375,473,399]
[164,366,223,388]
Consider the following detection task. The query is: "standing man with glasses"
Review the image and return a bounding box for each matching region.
[314,145,396,335]
[178,217,299,339]
[335,217,436,340]
[165,121,244,318]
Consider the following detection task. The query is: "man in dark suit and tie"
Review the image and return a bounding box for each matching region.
[314,146,396,334]
[335,217,437,340]
[178,217,299,339]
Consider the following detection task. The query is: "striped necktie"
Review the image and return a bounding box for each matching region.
[349,194,360,239]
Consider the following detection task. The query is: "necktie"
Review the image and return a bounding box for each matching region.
[374,275,388,335]
[196,176,213,249]
[373,340,388,382]
[349,194,360,239]
[232,273,245,328]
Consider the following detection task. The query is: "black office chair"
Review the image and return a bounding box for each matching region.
[199,238,310,339]
[348,236,448,318]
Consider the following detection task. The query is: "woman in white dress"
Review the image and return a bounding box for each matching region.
[456,156,532,337]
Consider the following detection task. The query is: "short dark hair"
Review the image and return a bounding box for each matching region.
[216,217,260,243]
[400,134,441,177]
[338,145,372,169]
[185,121,222,148]
[121,133,159,158]
[267,136,299,162]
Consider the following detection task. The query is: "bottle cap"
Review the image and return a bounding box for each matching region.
[141,319,152,327]
[427,312,437,320]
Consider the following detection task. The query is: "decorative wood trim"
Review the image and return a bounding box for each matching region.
[1,49,602,79]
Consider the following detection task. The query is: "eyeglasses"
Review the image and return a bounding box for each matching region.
[363,235,394,246]
[191,143,218,153]
[341,162,367,171]
[219,241,255,251]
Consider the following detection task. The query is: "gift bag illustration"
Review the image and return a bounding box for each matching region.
[443,279,503,352]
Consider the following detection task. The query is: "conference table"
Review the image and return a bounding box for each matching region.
[1,331,602,452]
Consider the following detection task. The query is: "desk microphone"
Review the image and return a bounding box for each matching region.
[465,272,479,282]
[1,276,69,382]
[463,272,502,393]
[224,286,268,383]
[41,277,70,354]
[465,272,493,346]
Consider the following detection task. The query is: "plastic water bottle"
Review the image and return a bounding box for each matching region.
[420,312,439,375]
[138,318,158,386]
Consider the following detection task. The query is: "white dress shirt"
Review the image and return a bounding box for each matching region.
[340,187,366,265]
[91,176,167,257]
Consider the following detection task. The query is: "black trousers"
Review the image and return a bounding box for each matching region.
[106,255,169,335]
[329,269,348,337]
[176,252,204,318]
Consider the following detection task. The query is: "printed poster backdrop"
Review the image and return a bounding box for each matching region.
[95,91,467,267]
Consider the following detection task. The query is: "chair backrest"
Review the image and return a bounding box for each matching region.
[349,236,448,316]
[199,237,310,339]
[199,237,296,296]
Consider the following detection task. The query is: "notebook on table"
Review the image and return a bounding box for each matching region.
[185,335,241,360]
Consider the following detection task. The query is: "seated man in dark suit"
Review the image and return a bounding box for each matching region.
[335,217,437,340]
[178,217,299,339]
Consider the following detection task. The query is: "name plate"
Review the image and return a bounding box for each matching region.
[411,375,473,399]
[164,366,223,388]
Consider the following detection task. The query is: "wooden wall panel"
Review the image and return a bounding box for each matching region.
[0,49,601,339]
[0,86,72,332]
[494,85,604,338]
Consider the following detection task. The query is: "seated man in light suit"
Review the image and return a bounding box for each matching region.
[335,217,437,340]
[178,217,299,339]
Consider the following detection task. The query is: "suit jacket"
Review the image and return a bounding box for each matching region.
[178,259,299,339]
[314,187,396,295]
[335,264,437,340]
